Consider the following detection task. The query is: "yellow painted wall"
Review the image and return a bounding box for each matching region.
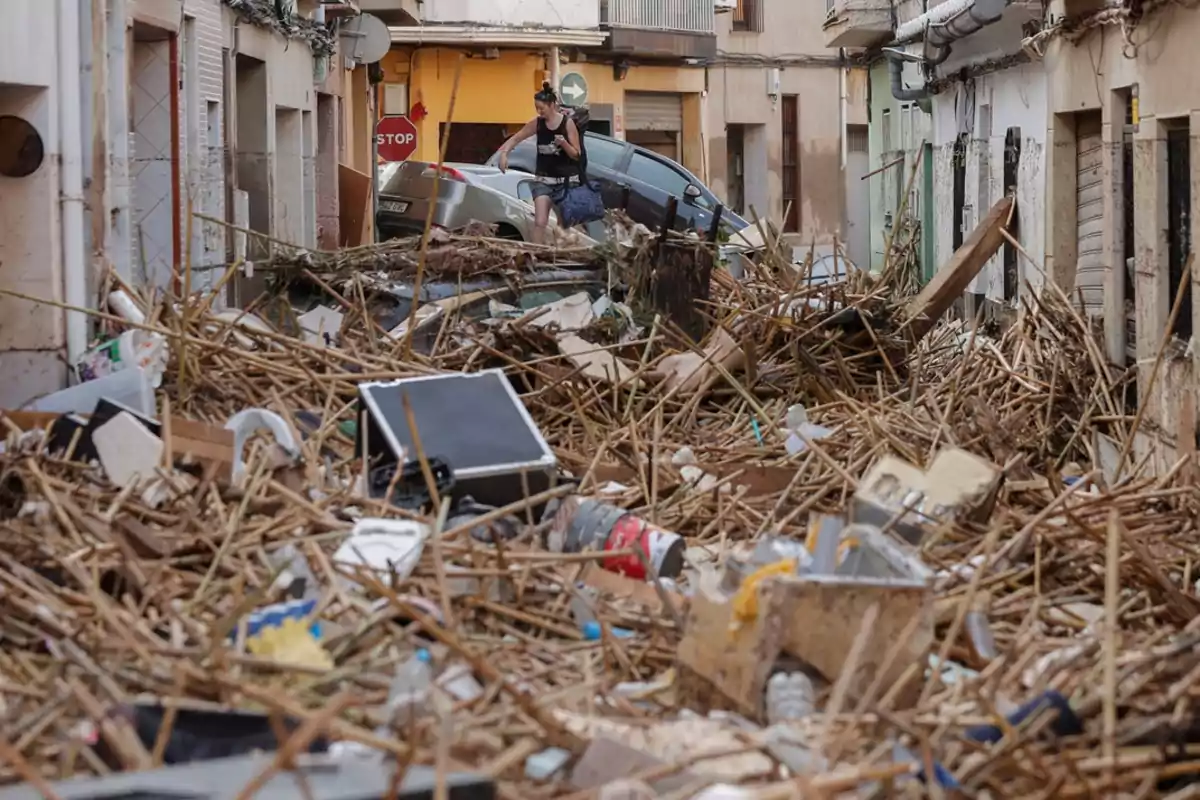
[379,47,705,163]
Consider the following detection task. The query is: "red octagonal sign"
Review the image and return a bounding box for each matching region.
[376,115,418,162]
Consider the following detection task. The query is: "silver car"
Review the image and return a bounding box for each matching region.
[376,161,598,242]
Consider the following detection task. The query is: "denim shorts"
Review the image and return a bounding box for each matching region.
[530,177,577,203]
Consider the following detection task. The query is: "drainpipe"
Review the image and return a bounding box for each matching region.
[169,34,182,292]
[79,0,95,261]
[60,0,89,367]
[925,0,1008,47]
[839,48,848,170]
[106,0,132,283]
[886,48,937,102]
[885,0,1007,101]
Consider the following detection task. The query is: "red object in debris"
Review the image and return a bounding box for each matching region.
[409,102,428,122]
[548,496,686,581]
[602,513,685,580]
[376,115,418,162]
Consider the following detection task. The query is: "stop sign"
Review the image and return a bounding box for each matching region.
[376,115,418,162]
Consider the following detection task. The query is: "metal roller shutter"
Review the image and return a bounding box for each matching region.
[624,91,683,132]
[1075,113,1105,316]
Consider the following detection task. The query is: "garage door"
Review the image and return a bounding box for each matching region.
[624,92,683,132]
[1075,112,1104,316]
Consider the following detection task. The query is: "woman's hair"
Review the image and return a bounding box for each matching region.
[534,82,558,104]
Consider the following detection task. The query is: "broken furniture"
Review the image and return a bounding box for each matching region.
[676,524,934,720]
[851,447,1004,545]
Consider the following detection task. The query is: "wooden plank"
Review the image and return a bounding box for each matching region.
[168,417,235,483]
[338,163,372,248]
[903,195,1013,340]
[2,411,64,431]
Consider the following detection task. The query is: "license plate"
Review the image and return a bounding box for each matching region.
[380,200,408,213]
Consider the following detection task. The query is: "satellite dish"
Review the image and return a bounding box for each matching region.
[340,13,391,65]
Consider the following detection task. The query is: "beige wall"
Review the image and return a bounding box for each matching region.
[0,1,347,407]
[1044,7,1200,458]
[0,2,66,406]
[133,0,184,32]
[705,2,859,243]
[230,21,324,250]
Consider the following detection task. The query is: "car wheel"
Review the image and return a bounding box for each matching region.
[495,223,523,241]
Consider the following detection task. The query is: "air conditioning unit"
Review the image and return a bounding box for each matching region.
[715,0,738,12]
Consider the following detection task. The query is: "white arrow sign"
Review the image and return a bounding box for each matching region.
[560,73,588,106]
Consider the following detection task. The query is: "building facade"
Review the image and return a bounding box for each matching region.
[828,0,1200,463]
[374,0,711,181]
[830,0,1045,298]
[370,0,862,255]
[1042,2,1200,463]
[0,0,372,408]
[707,0,869,264]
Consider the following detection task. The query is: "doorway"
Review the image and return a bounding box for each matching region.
[624,92,683,161]
[274,107,303,247]
[131,23,178,288]
[234,53,268,304]
[1167,120,1192,340]
[952,132,968,251]
[1075,111,1104,316]
[235,54,268,244]
[727,124,746,215]
[438,123,508,164]
[781,95,799,232]
[1002,127,1021,302]
[844,124,870,270]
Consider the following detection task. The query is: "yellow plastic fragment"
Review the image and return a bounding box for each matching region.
[246,617,333,670]
[805,516,858,566]
[731,558,797,626]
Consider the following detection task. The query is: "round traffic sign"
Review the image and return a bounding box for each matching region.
[376,115,418,162]
[559,72,588,107]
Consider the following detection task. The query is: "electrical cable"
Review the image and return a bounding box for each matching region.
[1021,0,1185,58]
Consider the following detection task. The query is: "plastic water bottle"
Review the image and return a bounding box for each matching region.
[267,544,320,601]
[381,649,433,731]
[765,671,816,725]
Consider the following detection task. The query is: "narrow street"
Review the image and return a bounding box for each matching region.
[0,0,1199,798]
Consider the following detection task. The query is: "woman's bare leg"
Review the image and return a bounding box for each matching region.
[532,195,552,244]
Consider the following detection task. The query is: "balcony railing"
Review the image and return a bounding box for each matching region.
[601,0,716,35]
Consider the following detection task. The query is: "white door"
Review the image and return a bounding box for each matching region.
[844,126,870,270]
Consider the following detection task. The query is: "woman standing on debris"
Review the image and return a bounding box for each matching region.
[496,82,582,245]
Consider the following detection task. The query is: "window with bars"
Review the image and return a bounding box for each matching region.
[733,0,759,31]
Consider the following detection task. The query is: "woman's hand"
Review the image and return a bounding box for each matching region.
[554,135,577,158]
[498,151,508,172]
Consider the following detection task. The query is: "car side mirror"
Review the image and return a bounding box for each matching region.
[684,184,701,199]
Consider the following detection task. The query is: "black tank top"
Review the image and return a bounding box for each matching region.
[535,115,576,179]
